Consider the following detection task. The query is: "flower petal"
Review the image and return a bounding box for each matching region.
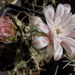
[61,37,75,47]
[43,5,54,20]
[68,47,75,59]
[68,14,75,25]
[0,15,16,43]
[67,30,75,38]
[64,24,75,31]
[67,14,75,26]
[36,23,49,34]
[29,16,43,25]
[2,15,12,24]
[46,19,54,30]
[32,36,49,49]
[53,38,61,51]
[54,45,63,61]
[55,3,64,18]
[63,28,70,36]
[68,17,75,25]
[64,4,71,14]
[45,44,54,62]
[61,42,72,54]
[59,13,72,27]
[61,42,75,59]
[29,16,49,34]
[54,17,61,26]
[53,38,63,61]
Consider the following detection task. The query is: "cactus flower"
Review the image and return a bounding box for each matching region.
[0,15,16,43]
[29,4,75,61]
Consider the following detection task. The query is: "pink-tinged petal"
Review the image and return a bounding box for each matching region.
[54,17,61,26]
[61,42,75,59]
[53,38,63,61]
[53,38,61,52]
[55,4,64,18]
[67,30,75,38]
[64,4,71,14]
[54,46,63,61]
[59,13,72,27]
[0,15,16,43]
[61,42,72,54]
[36,23,49,34]
[68,19,75,25]
[45,44,54,62]
[55,38,62,42]
[68,15,75,26]
[61,37,75,47]
[46,19,54,30]
[68,47,75,59]
[43,5,54,20]
[29,16,43,25]
[32,36,42,40]
[29,16,49,34]
[2,15,12,24]
[64,24,75,31]
[32,36,49,49]
[63,28,70,36]
[67,14,75,25]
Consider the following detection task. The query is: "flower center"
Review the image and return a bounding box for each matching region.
[54,27,61,35]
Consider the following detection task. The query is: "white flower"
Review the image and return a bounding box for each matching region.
[25,26,30,32]
[29,3,75,61]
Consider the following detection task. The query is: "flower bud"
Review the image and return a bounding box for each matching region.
[0,15,16,43]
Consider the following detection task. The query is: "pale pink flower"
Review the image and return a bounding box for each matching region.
[0,15,16,43]
[29,3,75,61]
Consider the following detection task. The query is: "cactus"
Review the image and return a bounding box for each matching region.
[0,11,46,75]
